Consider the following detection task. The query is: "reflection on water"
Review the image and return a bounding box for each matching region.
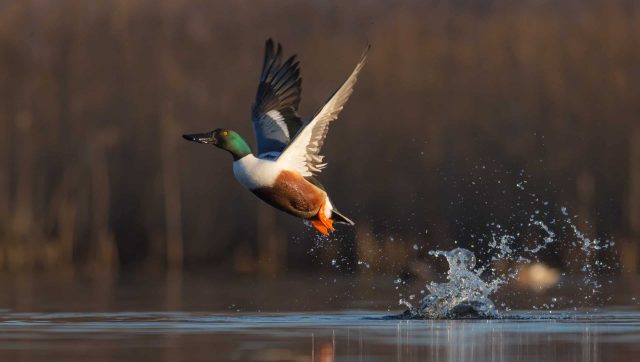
[0,274,638,361]
[0,310,639,361]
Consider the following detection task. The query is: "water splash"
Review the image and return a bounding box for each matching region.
[399,205,617,319]
[400,248,498,319]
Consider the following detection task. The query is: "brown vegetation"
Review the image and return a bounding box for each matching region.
[0,0,638,275]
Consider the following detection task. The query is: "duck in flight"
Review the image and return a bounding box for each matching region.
[183,39,369,235]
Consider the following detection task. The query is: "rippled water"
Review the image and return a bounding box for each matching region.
[0,309,637,361]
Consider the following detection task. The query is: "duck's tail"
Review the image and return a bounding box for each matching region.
[325,198,354,226]
[331,209,355,226]
[310,199,355,235]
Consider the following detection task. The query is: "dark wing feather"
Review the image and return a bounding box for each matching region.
[251,39,303,157]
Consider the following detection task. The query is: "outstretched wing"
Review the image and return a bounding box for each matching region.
[277,45,369,176]
[251,39,303,159]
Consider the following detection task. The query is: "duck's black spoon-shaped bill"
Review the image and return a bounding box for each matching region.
[183,132,216,144]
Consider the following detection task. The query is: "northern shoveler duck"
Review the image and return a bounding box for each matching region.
[183,39,368,235]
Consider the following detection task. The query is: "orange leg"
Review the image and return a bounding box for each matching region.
[310,199,335,235]
[310,219,329,235]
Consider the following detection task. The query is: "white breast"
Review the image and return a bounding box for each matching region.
[233,154,281,190]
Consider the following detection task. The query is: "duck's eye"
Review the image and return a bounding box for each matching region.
[223,131,228,137]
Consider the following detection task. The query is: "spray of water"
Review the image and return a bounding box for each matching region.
[400,206,616,319]
[400,248,498,319]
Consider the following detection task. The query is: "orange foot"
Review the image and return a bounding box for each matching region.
[310,200,335,235]
[311,219,330,235]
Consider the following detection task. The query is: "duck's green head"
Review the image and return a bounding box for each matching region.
[182,128,252,161]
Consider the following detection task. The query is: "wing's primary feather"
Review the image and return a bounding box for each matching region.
[277,45,370,176]
[252,39,303,158]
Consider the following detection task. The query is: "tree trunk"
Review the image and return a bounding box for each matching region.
[0,111,9,231]
[257,204,285,278]
[160,102,184,270]
[12,110,35,239]
[623,126,640,273]
[88,130,119,271]
[630,126,640,237]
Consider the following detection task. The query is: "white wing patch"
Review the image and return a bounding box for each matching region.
[277,46,369,177]
[257,110,290,141]
[265,110,290,138]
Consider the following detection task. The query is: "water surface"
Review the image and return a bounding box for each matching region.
[1,309,639,361]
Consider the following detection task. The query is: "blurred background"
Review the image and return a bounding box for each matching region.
[0,0,639,311]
